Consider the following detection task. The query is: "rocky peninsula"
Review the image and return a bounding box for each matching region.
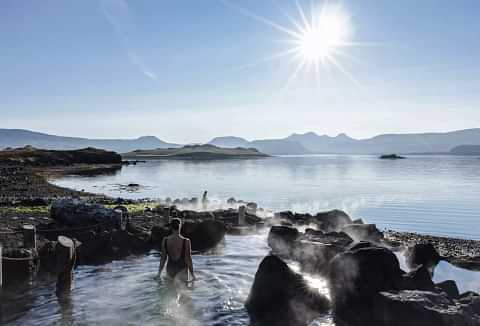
[122,144,269,160]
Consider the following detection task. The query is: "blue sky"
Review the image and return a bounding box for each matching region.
[1,0,479,143]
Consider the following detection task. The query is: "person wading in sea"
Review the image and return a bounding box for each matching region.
[158,218,196,284]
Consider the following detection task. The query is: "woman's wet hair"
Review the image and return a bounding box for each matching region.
[170,218,182,231]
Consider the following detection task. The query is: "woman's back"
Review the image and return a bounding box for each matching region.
[158,218,196,283]
[166,235,186,261]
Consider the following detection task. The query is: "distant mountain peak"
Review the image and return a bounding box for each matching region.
[335,133,353,140]
[137,135,160,141]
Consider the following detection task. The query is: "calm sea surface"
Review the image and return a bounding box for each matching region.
[55,154,480,239]
[3,155,479,325]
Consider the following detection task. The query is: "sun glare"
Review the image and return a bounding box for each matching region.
[223,0,361,85]
[296,6,351,63]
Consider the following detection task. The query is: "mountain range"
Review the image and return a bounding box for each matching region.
[209,128,480,154]
[0,129,179,153]
[1,128,480,155]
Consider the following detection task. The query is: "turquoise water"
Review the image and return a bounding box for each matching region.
[54,155,480,239]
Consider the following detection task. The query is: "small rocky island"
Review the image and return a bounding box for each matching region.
[379,153,406,159]
[122,144,269,160]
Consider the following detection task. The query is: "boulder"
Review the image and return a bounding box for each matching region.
[401,265,435,291]
[436,280,460,299]
[328,245,403,325]
[110,229,150,256]
[76,230,112,263]
[311,209,352,232]
[373,290,480,326]
[50,199,122,227]
[150,225,170,248]
[245,255,330,326]
[405,243,441,274]
[291,240,345,275]
[181,220,226,252]
[267,226,300,256]
[341,223,383,242]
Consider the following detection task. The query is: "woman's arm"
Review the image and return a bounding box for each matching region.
[185,239,196,281]
[158,238,167,276]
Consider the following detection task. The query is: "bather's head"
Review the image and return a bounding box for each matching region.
[169,218,182,233]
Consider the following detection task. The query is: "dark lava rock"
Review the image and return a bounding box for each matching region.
[436,280,460,299]
[341,223,383,242]
[373,290,480,326]
[110,229,150,256]
[405,243,441,273]
[245,255,330,326]
[150,225,170,248]
[267,226,300,256]
[401,265,435,291]
[51,199,122,227]
[291,240,345,275]
[328,245,403,326]
[311,209,352,232]
[181,220,226,252]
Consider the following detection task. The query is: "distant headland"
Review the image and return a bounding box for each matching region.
[122,144,269,160]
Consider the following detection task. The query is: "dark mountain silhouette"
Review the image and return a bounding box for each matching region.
[450,145,480,155]
[0,129,179,153]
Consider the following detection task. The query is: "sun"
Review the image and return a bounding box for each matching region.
[296,5,351,64]
[222,0,360,85]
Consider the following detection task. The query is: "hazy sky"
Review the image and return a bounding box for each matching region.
[1,0,479,143]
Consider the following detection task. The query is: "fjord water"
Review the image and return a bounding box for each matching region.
[55,154,480,239]
[5,155,479,326]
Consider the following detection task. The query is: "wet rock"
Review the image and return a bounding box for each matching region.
[181,220,226,252]
[341,223,383,242]
[76,230,111,263]
[373,290,480,326]
[50,199,122,227]
[267,226,300,256]
[226,197,236,205]
[401,265,435,291]
[291,240,345,275]
[311,209,352,232]
[405,243,441,273]
[305,228,324,237]
[328,245,403,326]
[150,225,170,248]
[436,280,460,299]
[245,255,330,326]
[110,229,150,256]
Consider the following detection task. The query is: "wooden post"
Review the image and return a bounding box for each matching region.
[55,236,76,294]
[23,224,36,251]
[238,205,246,226]
[113,209,124,231]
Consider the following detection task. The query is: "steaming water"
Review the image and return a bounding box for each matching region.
[3,155,479,325]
